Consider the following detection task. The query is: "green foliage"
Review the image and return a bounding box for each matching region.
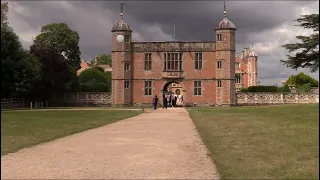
[278,84,291,92]
[77,68,110,92]
[89,54,112,65]
[281,14,319,72]
[296,83,312,93]
[33,23,81,71]
[82,81,110,92]
[285,72,318,87]
[93,66,105,73]
[78,68,108,83]
[1,2,8,26]
[241,86,279,92]
[1,25,41,98]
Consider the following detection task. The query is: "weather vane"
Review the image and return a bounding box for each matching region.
[223,1,227,17]
[120,2,124,19]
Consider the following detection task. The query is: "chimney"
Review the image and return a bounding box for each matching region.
[94,56,99,66]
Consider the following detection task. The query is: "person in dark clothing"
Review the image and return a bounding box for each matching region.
[172,93,176,107]
[162,92,167,109]
[152,95,159,110]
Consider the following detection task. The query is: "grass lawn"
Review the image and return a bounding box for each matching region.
[1,110,143,155]
[188,104,319,179]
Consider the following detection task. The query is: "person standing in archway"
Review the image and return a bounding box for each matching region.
[162,92,167,109]
[152,95,159,110]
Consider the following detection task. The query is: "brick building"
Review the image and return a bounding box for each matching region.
[111,3,258,106]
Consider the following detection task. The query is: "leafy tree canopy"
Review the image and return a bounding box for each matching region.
[1,24,41,98]
[284,72,318,87]
[33,23,81,71]
[1,2,8,26]
[281,14,319,73]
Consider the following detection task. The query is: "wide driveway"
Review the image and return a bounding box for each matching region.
[1,108,219,179]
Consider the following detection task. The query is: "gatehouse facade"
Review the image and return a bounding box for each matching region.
[111,3,258,106]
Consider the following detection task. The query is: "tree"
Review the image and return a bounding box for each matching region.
[33,23,81,71]
[281,14,319,73]
[30,43,72,100]
[1,24,41,98]
[89,54,112,66]
[1,2,8,26]
[284,72,318,87]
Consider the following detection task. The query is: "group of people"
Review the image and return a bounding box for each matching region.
[152,91,183,110]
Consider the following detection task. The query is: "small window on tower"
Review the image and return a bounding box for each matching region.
[217,34,222,42]
[217,80,222,87]
[217,61,222,69]
[125,35,130,42]
[124,62,130,71]
[235,62,240,68]
[124,81,130,89]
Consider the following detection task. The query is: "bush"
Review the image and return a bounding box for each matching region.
[297,83,312,92]
[241,86,278,92]
[78,68,108,83]
[82,81,109,92]
[93,66,105,73]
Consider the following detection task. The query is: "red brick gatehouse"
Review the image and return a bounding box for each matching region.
[111,4,258,106]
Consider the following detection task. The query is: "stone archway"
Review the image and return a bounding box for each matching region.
[161,80,186,107]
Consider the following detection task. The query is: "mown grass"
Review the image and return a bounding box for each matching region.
[188,104,319,179]
[1,110,143,155]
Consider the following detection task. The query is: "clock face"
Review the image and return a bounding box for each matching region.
[116,35,124,42]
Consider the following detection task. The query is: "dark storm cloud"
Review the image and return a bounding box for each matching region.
[6,1,319,85]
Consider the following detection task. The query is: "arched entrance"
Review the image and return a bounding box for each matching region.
[161,81,184,107]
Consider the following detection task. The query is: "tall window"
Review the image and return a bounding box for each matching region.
[144,53,152,70]
[124,62,130,71]
[164,53,183,71]
[235,74,241,84]
[125,35,130,42]
[217,34,222,41]
[144,81,152,96]
[195,53,203,70]
[124,81,130,89]
[217,80,222,87]
[194,81,202,96]
[217,60,222,69]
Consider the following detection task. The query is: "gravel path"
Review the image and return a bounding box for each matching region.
[1,108,219,179]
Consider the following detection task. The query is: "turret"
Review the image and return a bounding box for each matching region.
[248,43,258,86]
[215,1,236,106]
[111,2,133,105]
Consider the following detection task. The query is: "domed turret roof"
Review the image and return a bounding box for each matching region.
[217,17,236,29]
[111,19,131,32]
[216,2,236,30]
[111,2,131,32]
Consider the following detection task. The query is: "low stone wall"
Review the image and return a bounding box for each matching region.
[236,92,319,106]
[51,92,319,107]
[52,92,112,107]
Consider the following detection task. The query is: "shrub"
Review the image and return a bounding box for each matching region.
[82,81,110,92]
[241,86,278,92]
[93,66,105,73]
[78,68,108,83]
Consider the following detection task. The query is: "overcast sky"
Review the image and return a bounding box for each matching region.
[6,1,319,85]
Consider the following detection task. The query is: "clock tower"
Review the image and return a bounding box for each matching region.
[111,2,133,105]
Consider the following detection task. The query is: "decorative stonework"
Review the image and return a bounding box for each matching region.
[132,41,216,52]
[236,92,319,105]
[52,92,112,106]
